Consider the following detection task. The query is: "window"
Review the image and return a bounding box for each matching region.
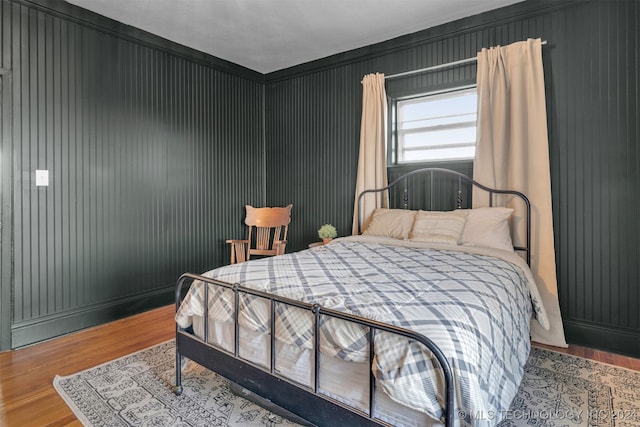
[392,87,477,163]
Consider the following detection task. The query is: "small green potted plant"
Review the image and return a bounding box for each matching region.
[317,224,337,245]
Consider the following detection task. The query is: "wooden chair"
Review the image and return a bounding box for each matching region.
[226,204,293,264]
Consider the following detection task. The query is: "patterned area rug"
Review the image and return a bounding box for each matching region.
[54,341,299,427]
[54,341,640,426]
[499,348,640,427]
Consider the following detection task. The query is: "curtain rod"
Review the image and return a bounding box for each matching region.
[385,40,547,81]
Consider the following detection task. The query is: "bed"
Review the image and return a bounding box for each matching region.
[173,168,550,426]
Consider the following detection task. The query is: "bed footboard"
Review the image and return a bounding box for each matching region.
[174,272,455,426]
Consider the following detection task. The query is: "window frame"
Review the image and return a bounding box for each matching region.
[388,83,477,166]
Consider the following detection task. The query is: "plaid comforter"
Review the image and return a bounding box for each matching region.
[175,236,548,426]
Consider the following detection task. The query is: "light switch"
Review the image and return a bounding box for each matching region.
[35,170,49,186]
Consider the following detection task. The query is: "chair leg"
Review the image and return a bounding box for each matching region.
[275,242,286,256]
[230,242,248,264]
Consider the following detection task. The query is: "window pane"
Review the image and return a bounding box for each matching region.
[401,146,476,162]
[401,126,476,149]
[399,91,477,122]
[400,113,476,130]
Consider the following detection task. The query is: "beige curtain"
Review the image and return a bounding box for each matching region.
[352,73,388,234]
[474,38,567,348]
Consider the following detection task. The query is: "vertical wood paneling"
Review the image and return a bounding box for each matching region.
[1,0,265,347]
[0,0,14,350]
[544,0,640,338]
[265,65,363,249]
[265,0,640,355]
[3,0,639,356]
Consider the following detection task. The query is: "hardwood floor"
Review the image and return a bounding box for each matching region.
[0,305,175,427]
[533,342,640,371]
[0,305,638,426]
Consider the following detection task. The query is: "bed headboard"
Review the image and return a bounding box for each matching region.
[357,167,532,266]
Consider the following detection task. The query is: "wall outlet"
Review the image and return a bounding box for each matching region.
[35,170,49,186]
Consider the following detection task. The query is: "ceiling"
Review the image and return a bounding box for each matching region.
[65,0,523,74]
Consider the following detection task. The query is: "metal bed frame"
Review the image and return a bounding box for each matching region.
[174,274,454,426]
[173,168,532,426]
[358,168,531,265]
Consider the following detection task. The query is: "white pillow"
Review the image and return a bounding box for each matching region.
[362,208,417,240]
[408,210,468,245]
[459,207,514,252]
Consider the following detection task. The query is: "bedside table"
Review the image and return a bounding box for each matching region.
[308,242,324,249]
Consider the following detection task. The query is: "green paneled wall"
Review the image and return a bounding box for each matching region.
[0,0,265,348]
[265,0,640,356]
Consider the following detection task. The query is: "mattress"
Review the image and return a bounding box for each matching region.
[176,235,549,426]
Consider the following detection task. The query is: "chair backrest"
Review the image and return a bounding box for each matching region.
[245,204,292,256]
